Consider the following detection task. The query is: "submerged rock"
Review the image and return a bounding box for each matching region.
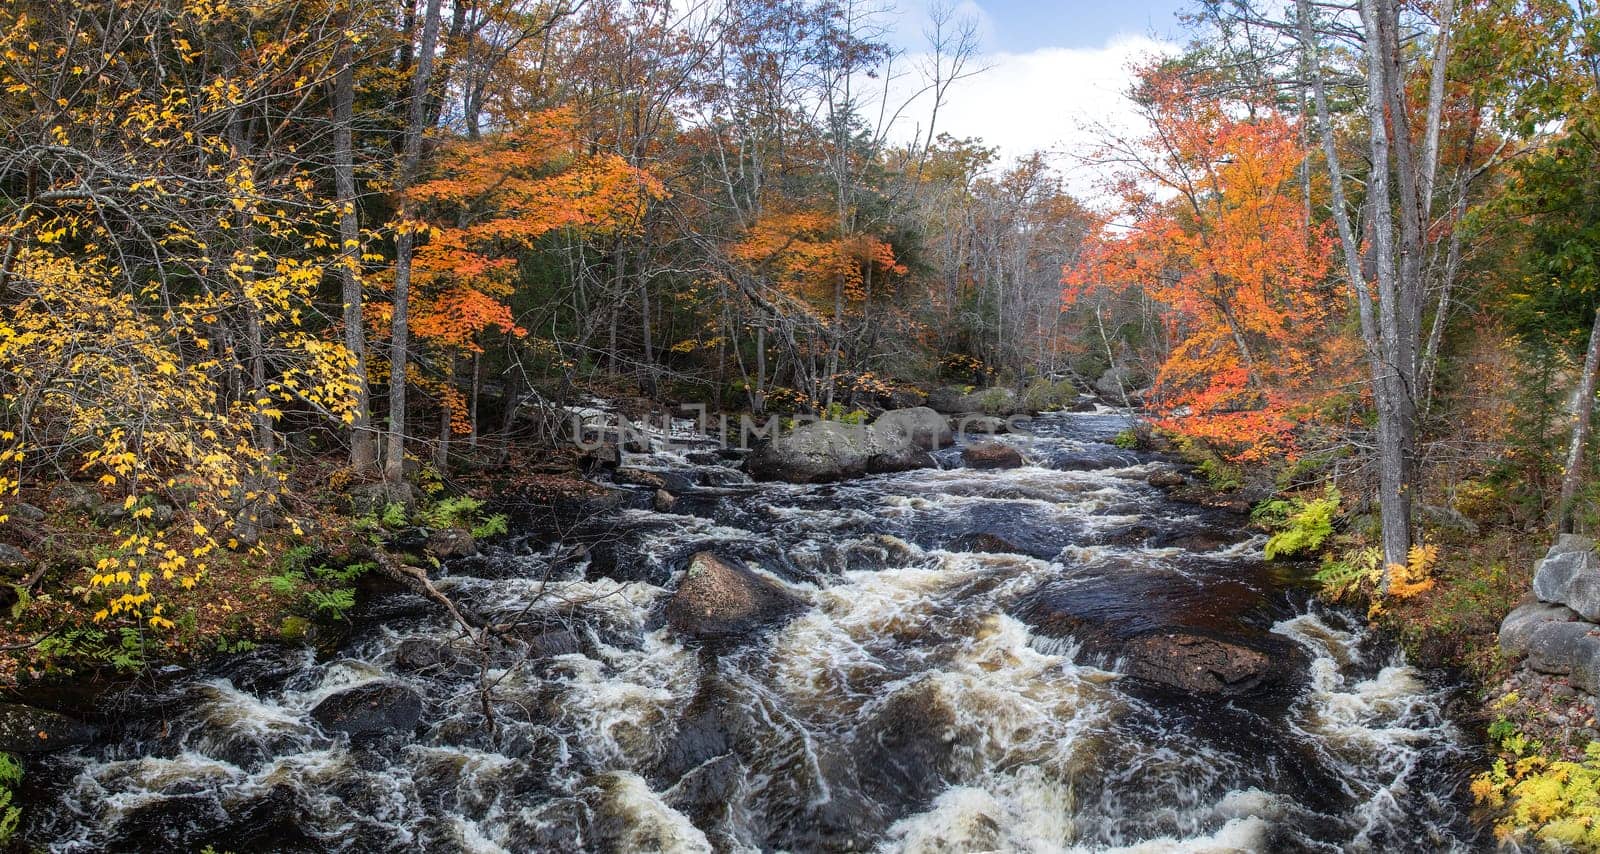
[961,441,1023,469]
[1121,630,1305,697]
[866,448,936,474]
[1500,599,1581,658]
[946,532,1022,554]
[664,552,806,641]
[853,679,960,810]
[309,680,424,741]
[0,702,96,753]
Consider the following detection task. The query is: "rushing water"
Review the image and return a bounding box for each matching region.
[21,409,1484,852]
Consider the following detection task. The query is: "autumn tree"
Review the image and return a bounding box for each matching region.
[1065,63,1341,462]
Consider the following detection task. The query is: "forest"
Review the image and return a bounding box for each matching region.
[2,0,1600,849]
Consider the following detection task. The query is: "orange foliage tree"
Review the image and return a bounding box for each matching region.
[1064,62,1346,462]
[391,107,666,443]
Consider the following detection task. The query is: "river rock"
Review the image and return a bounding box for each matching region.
[425,527,477,559]
[747,421,884,483]
[653,489,677,512]
[309,680,424,741]
[1534,535,1600,619]
[1094,365,1140,400]
[1526,621,1599,675]
[1147,467,1186,488]
[872,406,953,450]
[1500,600,1581,658]
[1121,630,1303,697]
[866,448,936,474]
[0,702,96,753]
[613,467,668,489]
[952,414,1006,437]
[664,552,805,641]
[961,441,1023,469]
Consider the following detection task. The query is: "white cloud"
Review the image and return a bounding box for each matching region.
[879,33,1179,199]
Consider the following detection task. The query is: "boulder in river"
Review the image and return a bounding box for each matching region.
[866,448,936,474]
[613,467,668,489]
[1533,534,1600,619]
[746,420,876,483]
[1147,467,1186,488]
[0,702,96,753]
[961,441,1023,469]
[1121,630,1305,697]
[425,527,477,559]
[872,406,953,450]
[309,680,424,742]
[1500,599,1580,658]
[664,552,805,642]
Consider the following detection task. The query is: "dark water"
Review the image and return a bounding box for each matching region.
[20,409,1483,852]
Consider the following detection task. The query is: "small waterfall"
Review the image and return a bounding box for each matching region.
[20,409,1482,852]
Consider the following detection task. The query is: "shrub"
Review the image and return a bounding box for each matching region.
[1474,724,1600,849]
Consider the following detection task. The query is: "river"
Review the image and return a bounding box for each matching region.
[21,408,1484,852]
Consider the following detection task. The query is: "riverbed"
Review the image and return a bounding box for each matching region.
[21,409,1483,852]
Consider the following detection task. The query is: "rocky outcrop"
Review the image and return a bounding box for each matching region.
[1527,621,1599,675]
[0,702,96,753]
[309,681,424,742]
[664,552,806,641]
[1499,537,1600,699]
[960,441,1023,469]
[1533,535,1600,619]
[1500,600,1581,657]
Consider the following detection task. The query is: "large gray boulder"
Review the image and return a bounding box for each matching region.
[665,552,805,642]
[749,409,944,483]
[1533,535,1600,619]
[872,407,953,450]
[1094,365,1143,401]
[1500,600,1581,658]
[1571,635,1600,696]
[1526,621,1599,675]
[747,420,881,483]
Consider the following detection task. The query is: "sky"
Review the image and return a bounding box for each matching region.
[881,0,1190,196]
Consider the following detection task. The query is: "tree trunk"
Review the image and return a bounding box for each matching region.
[1558,304,1600,533]
[1360,0,1419,576]
[384,0,444,487]
[335,27,378,475]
